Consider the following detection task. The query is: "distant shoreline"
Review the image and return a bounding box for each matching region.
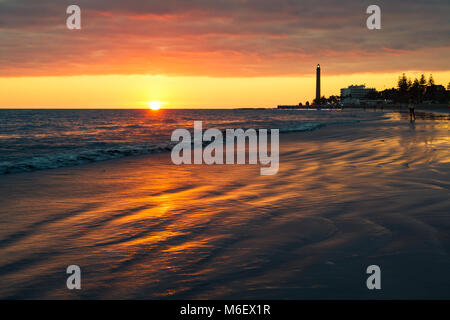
[342,104,449,113]
[0,105,448,112]
[276,104,449,115]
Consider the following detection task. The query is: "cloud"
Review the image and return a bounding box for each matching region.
[0,0,449,76]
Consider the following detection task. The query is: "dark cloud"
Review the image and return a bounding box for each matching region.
[0,0,449,76]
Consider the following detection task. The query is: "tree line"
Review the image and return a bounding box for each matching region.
[367,74,449,104]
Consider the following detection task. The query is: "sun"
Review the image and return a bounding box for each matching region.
[148,101,163,110]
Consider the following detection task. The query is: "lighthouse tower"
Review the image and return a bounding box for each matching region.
[316,64,321,105]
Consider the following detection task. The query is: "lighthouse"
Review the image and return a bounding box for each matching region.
[316,64,321,105]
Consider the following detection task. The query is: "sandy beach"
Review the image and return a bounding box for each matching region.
[0,111,449,299]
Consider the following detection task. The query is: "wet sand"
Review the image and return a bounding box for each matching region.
[0,112,449,299]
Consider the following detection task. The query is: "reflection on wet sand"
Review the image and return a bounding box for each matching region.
[0,114,449,299]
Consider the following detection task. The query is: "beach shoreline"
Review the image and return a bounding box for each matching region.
[0,111,449,299]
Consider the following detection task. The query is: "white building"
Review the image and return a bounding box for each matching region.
[340,85,376,105]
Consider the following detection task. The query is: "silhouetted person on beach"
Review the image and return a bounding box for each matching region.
[408,99,416,121]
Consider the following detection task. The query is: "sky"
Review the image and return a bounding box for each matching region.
[0,0,449,108]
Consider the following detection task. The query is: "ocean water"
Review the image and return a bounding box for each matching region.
[0,109,384,174]
[0,109,449,299]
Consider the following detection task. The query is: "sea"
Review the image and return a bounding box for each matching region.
[1,108,449,299]
[0,108,384,174]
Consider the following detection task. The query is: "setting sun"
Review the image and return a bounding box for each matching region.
[148,101,163,110]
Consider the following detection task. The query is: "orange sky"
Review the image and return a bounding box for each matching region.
[1,71,449,108]
[0,0,449,108]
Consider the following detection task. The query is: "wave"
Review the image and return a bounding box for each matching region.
[279,122,326,132]
[0,143,174,175]
[0,120,359,175]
